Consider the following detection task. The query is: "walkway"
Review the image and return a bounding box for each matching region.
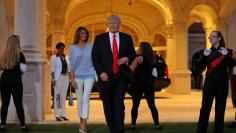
[44,90,235,124]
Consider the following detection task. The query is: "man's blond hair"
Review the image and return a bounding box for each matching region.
[107,15,121,23]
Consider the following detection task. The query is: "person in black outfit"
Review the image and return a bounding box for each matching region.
[0,35,29,132]
[191,51,204,89]
[129,42,161,130]
[196,31,236,133]
[229,65,236,128]
[92,15,135,133]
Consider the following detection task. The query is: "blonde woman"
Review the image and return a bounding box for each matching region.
[0,35,28,132]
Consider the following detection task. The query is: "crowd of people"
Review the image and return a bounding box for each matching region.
[0,15,236,133]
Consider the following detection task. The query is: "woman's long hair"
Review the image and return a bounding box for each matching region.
[73,26,89,44]
[0,35,21,69]
[140,42,155,64]
[212,30,225,47]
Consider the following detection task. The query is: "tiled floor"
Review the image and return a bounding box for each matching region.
[44,90,235,124]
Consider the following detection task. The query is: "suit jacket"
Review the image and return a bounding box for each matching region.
[92,32,135,89]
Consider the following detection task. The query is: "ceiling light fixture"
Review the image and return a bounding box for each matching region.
[128,0,137,5]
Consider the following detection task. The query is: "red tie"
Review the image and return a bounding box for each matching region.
[112,34,119,74]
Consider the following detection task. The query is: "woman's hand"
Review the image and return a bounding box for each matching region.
[129,56,143,72]
[135,56,143,64]
[71,79,78,90]
[51,79,56,86]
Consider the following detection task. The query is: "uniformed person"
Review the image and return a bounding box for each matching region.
[196,30,236,133]
[229,65,236,128]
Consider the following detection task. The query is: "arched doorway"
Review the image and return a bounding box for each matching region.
[153,34,167,60]
[188,5,218,90]
[188,21,205,89]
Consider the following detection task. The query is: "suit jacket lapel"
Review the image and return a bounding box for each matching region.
[105,32,113,58]
[118,32,123,58]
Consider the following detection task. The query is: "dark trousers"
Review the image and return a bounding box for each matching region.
[231,75,236,108]
[0,85,25,126]
[131,89,159,126]
[197,81,228,133]
[100,75,127,133]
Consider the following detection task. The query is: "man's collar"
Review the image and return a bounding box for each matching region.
[109,31,119,37]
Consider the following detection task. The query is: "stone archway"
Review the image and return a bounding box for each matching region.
[219,0,236,18]
[189,5,217,48]
[187,5,218,90]
[65,0,173,25]
[64,13,150,48]
[64,0,173,46]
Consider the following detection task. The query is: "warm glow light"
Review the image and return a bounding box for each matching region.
[128,0,137,5]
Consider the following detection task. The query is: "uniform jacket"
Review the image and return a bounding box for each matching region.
[199,46,235,82]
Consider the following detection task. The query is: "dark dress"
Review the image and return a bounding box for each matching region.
[197,46,236,133]
[0,52,26,126]
[131,57,160,126]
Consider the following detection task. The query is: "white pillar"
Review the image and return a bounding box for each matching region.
[9,0,50,122]
[0,0,8,48]
[51,17,65,46]
[227,12,236,50]
[217,17,230,47]
[166,25,176,69]
[166,23,191,94]
[7,16,14,35]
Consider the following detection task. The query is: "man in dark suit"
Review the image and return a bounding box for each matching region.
[92,15,135,133]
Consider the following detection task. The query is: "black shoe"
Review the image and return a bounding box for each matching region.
[0,126,6,132]
[56,117,62,121]
[61,117,69,121]
[155,125,162,130]
[229,122,236,128]
[21,126,29,132]
[130,125,135,130]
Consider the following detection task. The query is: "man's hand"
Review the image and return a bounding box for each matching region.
[118,57,129,65]
[100,72,108,81]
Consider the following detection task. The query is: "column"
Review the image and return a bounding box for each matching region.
[165,24,176,69]
[203,24,216,48]
[9,0,50,122]
[166,23,191,94]
[217,17,230,47]
[7,16,14,35]
[0,0,8,48]
[51,16,66,49]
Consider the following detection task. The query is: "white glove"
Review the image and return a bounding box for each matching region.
[152,68,158,78]
[218,47,228,55]
[204,48,211,56]
[20,63,27,73]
